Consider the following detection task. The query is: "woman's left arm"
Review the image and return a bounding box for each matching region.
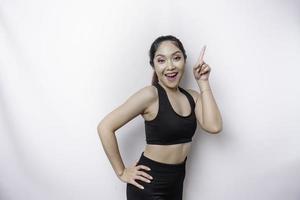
[192,45,223,134]
[196,80,223,133]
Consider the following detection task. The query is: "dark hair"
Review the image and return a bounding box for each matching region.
[149,35,187,85]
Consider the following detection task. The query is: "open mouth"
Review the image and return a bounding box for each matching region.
[165,72,178,81]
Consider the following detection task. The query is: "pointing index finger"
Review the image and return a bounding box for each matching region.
[200,45,206,61]
[195,45,207,67]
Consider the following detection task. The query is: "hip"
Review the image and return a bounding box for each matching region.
[126,151,187,199]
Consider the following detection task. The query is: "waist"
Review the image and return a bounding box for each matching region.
[144,142,191,164]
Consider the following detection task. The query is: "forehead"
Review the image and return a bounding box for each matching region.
[155,41,182,57]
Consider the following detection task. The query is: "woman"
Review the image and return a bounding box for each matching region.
[97,35,223,200]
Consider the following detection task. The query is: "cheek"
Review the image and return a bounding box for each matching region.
[176,61,185,70]
[154,66,164,76]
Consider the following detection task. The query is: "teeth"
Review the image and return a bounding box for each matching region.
[166,72,177,76]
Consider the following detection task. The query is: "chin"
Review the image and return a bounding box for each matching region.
[164,76,182,87]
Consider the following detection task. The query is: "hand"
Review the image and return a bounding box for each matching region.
[119,160,153,190]
[193,45,211,81]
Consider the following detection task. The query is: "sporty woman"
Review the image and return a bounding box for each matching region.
[97,35,223,200]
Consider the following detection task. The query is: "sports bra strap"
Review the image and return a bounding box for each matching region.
[154,82,195,111]
[178,87,195,110]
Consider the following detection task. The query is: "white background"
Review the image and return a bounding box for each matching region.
[1,0,300,199]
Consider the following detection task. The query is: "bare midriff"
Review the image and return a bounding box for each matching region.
[143,142,192,164]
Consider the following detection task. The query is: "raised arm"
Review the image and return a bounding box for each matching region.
[191,45,223,133]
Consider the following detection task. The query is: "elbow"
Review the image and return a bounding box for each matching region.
[202,123,223,134]
[97,121,115,138]
[97,122,109,144]
[97,121,107,137]
[210,121,223,134]
[97,121,102,133]
[208,126,222,134]
[207,118,223,134]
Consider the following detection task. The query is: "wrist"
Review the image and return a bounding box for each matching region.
[197,80,211,91]
[200,88,212,94]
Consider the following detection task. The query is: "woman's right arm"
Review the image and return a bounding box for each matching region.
[97,85,156,181]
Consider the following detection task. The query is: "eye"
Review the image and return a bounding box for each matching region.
[174,56,181,61]
[157,59,165,63]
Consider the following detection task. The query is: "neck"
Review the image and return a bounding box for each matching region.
[158,81,179,93]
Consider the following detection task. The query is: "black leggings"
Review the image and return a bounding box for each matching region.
[126,151,187,200]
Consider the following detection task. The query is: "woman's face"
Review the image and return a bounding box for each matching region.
[153,41,186,89]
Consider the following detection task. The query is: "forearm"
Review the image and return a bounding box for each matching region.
[97,125,125,179]
[197,80,223,132]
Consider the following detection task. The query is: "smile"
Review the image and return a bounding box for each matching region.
[165,72,178,81]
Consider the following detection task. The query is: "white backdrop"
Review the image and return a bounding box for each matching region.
[1,0,300,199]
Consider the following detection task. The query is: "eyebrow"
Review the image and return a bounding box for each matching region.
[155,51,182,58]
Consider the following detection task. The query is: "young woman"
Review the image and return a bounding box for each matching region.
[97,35,223,200]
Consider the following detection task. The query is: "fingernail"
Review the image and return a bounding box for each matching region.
[141,186,144,189]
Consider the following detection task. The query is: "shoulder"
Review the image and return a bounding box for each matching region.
[130,85,158,106]
[139,85,158,100]
[130,85,158,115]
[185,88,201,103]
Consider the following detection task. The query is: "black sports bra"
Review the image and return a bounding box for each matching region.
[144,82,197,145]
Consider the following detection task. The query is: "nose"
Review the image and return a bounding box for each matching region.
[166,59,175,70]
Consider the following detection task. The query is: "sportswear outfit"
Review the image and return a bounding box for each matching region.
[126,82,197,200]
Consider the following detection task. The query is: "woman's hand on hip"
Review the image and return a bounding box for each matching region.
[119,161,153,190]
